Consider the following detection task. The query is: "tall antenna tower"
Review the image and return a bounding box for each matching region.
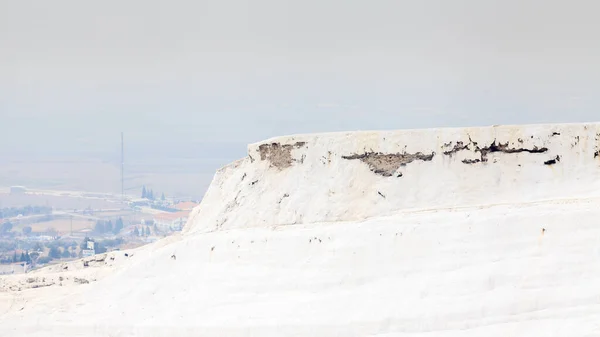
[121,132,124,201]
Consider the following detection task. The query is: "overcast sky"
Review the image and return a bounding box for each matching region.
[2,0,600,160]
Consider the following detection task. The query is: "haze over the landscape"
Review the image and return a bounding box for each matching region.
[3,1,600,336]
[2,0,600,197]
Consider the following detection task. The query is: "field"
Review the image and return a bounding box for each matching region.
[0,191,143,235]
[26,218,95,234]
[0,193,123,210]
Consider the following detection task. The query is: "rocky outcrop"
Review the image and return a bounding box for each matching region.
[341,151,434,177]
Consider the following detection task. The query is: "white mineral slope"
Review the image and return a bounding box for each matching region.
[185,122,600,234]
[2,201,600,336]
[2,122,600,336]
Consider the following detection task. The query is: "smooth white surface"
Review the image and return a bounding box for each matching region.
[2,201,600,336]
[2,123,600,336]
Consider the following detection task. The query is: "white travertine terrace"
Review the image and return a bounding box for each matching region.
[2,122,600,337]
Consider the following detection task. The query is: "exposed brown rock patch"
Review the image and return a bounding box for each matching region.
[258,142,306,169]
[342,151,435,177]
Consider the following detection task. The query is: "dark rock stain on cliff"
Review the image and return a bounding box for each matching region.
[278,193,290,204]
[442,141,470,156]
[477,139,548,159]
[443,136,548,164]
[544,155,560,165]
[258,142,307,169]
[462,158,481,164]
[342,151,435,177]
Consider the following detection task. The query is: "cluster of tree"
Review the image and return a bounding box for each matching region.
[94,217,125,235]
[48,246,73,259]
[0,239,79,265]
[0,225,33,236]
[46,240,78,260]
[16,251,32,263]
[1,221,51,238]
[0,246,62,265]
[133,226,152,237]
[80,237,106,254]
[141,186,166,201]
[102,237,124,247]
[0,240,17,252]
[0,251,33,264]
[1,224,41,237]
[0,205,52,219]
[0,240,44,255]
[1,222,13,234]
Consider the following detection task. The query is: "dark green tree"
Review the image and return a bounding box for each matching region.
[94,221,105,234]
[37,256,51,264]
[142,186,147,198]
[105,220,113,233]
[1,222,13,234]
[80,237,91,250]
[61,248,70,258]
[29,251,40,263]
[22,226,32,235]
[95,242,107,254]
[133,227,140,236]
[49,246,61,259]
[114,217,124,234]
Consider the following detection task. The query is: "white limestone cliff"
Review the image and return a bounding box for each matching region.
[186,122,600,233]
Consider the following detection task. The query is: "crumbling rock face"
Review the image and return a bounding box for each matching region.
[442,141,470,156]
[477,140,548,158]
[258,142,306,169]
[342,151,435,177]
[443,137,548,164]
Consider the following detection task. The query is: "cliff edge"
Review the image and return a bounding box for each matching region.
[186,122,600,233]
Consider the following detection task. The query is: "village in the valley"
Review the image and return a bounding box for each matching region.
[0,185,199,275]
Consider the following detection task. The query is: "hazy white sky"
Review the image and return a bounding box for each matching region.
[2,0,600,159]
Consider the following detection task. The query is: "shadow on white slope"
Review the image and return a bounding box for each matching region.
[2,123,600,337]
